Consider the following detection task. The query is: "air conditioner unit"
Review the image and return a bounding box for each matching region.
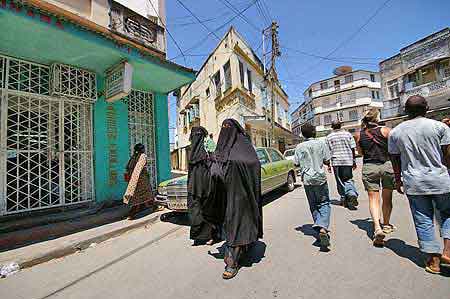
[105,61,133,102]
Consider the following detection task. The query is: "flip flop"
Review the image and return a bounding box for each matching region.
[425,266,441,275]
[382,224,397,234]
[373,228,385,247]
[222,266,239,280]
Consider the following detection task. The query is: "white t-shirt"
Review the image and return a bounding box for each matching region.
[388,117,450,195]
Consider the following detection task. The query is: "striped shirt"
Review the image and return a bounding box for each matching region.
[326,130,356,166]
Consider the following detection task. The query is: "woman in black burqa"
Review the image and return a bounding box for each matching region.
[187,126,219,245]
[204,118,263,279]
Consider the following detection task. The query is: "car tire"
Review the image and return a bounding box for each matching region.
[285,172,295,192]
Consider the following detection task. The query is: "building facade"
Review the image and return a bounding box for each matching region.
[292,69,383,137]
[380,28,450,127]
[174,27,296,171]
[0,0,194,216]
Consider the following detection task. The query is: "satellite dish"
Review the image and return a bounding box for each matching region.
[334,66,353,76]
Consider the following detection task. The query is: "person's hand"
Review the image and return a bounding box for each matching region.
[352,161,357,170]
[395,179,404,194]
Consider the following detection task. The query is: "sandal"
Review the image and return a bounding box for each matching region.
[373,228,385,247]
[440,255,450,268]
[382,224,397,234]
[222,266,239,280]
[319,230,330,248]
[425,256,441,274]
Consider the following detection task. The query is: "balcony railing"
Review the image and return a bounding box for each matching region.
[110,1,166,53]
[308,79,381,99]
[402,78,450,103]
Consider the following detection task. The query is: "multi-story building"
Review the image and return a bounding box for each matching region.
[380,28,450,127]
[0,1,194,216]
[174,27,296,170]
[292,68,383,137]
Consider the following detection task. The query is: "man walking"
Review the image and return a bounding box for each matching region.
[295,124,332,249]
[326,120,359,208]
[204,133,216,153]
[389,95,450,274]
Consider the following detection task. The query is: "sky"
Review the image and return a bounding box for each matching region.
[164,0,450,142]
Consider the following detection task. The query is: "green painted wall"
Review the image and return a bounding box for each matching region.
[93,96,130,202]
[154,93,171,183]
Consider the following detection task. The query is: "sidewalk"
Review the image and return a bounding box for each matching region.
[0,208,164,269]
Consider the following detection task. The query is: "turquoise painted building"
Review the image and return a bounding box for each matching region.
[0,1,195,216]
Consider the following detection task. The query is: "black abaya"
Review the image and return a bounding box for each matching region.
[204,119,263,251]
[187,127,214,242]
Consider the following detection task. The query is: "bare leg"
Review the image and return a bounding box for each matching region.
[368,191,382,232]
[444,239,450,258]
[381,188,393,225]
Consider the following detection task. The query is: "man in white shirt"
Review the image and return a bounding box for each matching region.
[389,95,450,274]
[326,121,359,209]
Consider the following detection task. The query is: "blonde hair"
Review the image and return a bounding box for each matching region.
[361,108,380,128]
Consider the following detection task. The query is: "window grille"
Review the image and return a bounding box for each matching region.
[124,90,157,190]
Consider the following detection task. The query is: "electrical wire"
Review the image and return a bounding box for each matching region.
[298,0,393,75]
[174,0,222,41]
[169,0,259,61]
[217,0,261,33]
[146,0,187,64]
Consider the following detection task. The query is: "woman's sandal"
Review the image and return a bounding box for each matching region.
[382,224,397,234]
[373,228,386,247]
[222,266,239,280]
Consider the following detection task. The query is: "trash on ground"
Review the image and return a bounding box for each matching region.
[0,262,20,278]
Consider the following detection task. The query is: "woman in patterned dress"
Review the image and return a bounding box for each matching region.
[123,143,157,220]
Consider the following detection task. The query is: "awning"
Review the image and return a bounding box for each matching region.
[0,2,195,93]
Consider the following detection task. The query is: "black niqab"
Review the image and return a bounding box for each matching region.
[204,119,263,246]
[187,126,213,241]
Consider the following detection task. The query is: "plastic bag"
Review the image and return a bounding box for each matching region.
[0,262,20,278]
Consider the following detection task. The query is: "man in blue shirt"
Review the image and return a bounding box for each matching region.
[389,95,450,274]
[295,123,332,249]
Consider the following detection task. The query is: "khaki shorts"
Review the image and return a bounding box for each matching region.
[362,161,395,192]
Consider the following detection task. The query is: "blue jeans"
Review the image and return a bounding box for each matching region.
[407,193,450,254]
[333,166,358,200]
[304,183,331,231]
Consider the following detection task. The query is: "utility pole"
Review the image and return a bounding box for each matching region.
[263,21,281,147]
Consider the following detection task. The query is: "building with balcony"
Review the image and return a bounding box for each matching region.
[292,68,383,137]
[174,27,297,171]
[380,28,450,127]
[0,0,195,217]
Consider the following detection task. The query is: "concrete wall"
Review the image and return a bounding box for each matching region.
[46,0,110,27]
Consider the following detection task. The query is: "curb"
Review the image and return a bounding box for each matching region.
[19,214,161,269]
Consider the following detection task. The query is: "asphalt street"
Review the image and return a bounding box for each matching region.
[1,169,449,299]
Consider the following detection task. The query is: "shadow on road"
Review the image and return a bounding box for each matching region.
[350,218,374,240]
[384,238,424,268]
[160,211,190,226]
[208,240,267,268]
[295,224,330,252]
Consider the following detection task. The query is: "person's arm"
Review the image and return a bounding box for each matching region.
[439,124,450,169]
[442,144,450,169]
[388,131,404,194]
[350,134,357,170]
[322,141,332,173]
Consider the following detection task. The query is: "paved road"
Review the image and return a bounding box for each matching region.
[1,170,449,299]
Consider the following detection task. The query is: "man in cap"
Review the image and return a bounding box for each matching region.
[389,95,450,274]
[326,120,359,209]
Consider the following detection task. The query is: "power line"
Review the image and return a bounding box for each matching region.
[146,0,187,64]
[217,0,261,33]
[169,0,259,61]
[282,47,379,66]
[298,0,393,75]
[175,0,222,41]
